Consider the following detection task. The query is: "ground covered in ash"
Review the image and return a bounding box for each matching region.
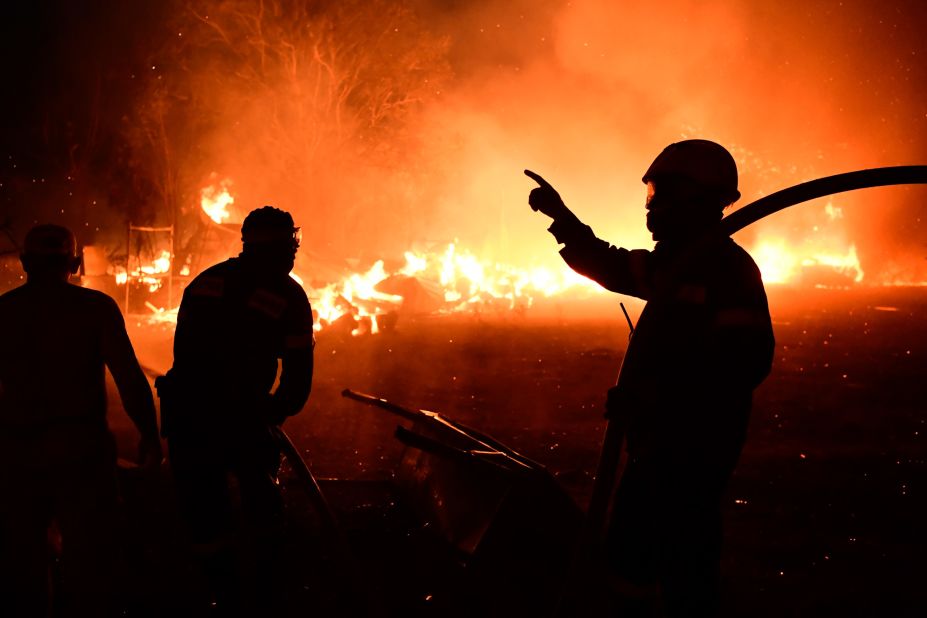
[110,286,926,616]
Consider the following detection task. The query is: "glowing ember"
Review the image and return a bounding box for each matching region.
[201,178,235,224]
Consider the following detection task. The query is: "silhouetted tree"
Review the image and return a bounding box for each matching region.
[125,0,451,257]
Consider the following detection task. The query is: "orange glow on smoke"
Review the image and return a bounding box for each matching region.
[111,1,927,328]
[118,0,927,300]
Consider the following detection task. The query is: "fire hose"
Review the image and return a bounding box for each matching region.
[719,165,927,235]
[269,425,343,537]
[268,425,373,613]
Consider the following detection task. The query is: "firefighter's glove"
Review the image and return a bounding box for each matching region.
[525,170,570,220]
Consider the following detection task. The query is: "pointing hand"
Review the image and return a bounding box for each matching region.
[525,169,569,219]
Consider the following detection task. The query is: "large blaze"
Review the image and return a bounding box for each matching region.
[1,2,925,616]
[116,159,917,330]
[2,0,925,300]
[116,179,607,332]
[305,241,602,335]
[15,0,926,313]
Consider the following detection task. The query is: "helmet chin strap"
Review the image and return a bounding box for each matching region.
[720,166,927,235]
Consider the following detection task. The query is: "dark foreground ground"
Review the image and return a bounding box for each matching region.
[110,285,926,617]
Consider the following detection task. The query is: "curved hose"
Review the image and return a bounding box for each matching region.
[721,165,927,235]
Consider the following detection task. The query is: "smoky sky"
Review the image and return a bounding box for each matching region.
[1,0,926,282]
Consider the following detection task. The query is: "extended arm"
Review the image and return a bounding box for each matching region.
[526,169,652,299]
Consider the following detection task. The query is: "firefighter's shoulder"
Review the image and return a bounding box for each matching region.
[275,275,311,319]
[184,260,233,299]
[280,276,313,337]
[710,237,764,282]
[281,274,310,306]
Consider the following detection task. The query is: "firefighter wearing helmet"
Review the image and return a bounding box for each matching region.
[0,224,161,615]
[158,206,314,613]
[527,140,774,616]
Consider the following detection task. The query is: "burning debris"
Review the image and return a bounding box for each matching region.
[306,243,603,335]
[100,178,607,333]
[103,192,606,333]
[115,250,172,292]
[103,169,927,335]
[107,235,606,335]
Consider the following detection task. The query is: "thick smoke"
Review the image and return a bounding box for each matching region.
[414,0,927,279]
[2,0,925,286]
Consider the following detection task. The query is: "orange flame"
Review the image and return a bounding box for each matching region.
[747,200,864,286]
[750,241,863,286]
[116,250,173,293]
[201,178,235,224]
[303,243,602,335]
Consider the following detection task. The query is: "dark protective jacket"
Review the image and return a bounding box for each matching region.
[166,256,314,433]
[549,216,775,465]
[0,280,157,457]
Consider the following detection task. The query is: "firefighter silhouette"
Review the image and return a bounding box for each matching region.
[0,224,161,616]
[528,140,775,616]
[158,206,314,613]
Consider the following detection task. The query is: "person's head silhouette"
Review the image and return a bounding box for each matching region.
[21,224,81,282]
[240,206,300,275]
[642,139,740,241]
